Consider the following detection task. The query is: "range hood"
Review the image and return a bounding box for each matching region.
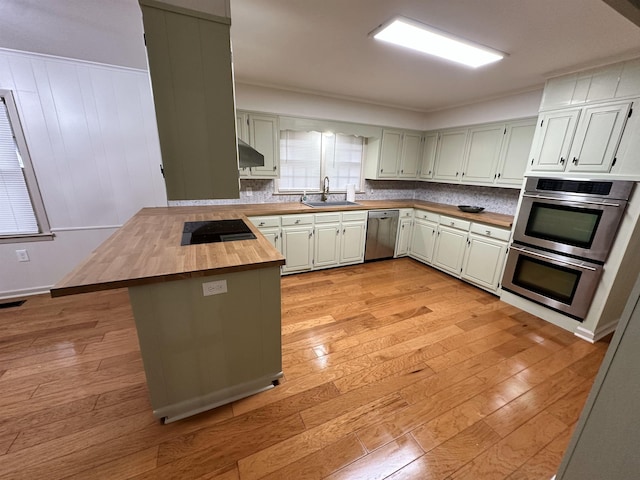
[238,138,265,168]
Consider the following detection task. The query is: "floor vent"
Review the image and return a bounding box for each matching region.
[0,300,26,309]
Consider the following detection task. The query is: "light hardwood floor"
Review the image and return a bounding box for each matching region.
[0,258,609,479]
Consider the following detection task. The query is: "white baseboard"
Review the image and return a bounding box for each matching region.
[575,317,620,343]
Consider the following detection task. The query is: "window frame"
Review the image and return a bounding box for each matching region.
[0,89,52,243]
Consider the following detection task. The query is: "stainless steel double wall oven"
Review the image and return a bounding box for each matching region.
[502,177,634,320]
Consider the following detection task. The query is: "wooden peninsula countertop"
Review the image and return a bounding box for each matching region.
[51,199,513,297]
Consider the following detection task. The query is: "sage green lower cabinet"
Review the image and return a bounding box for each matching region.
[313,213,341,269]
[127,266,282,423]
[281,214,314,274]
[460,224,510,292]
[339,211,367,265]
[395,216,414,257]
[249,216,282,253]
[409,210,439,263]
[432,216,471,277]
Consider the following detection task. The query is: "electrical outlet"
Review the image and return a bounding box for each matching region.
[202,280,227,296]
[246,186,253,197]
[16,249,30,262]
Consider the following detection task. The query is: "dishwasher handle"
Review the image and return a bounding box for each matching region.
[367,210,400,220]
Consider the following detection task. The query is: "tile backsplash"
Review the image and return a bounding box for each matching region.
[170,179,520,215]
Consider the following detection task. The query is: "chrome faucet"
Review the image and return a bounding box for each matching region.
[321,176,330,201]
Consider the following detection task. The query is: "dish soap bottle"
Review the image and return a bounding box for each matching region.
[301,190,307,203]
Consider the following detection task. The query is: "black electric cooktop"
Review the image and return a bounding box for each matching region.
[181,219,256,245]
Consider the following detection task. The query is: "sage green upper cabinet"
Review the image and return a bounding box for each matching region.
[417,133,437,180]
[566,101,631,173]
[460,124,505,185]
[237,111,279,178]
[366,129,423,179]
[378,130,403,178]
[433,129,468,182]
[139,0,239,200]
[399,132,423,178]
[529,101,631,174]
[495,118,536,187]
[529,109,581,172]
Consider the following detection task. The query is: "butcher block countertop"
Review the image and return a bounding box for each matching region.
[51,199,513,297]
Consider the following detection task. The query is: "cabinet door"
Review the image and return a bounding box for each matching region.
[258,226,282,254]
[495,119,536,187]
[461,233,507,292]
[378,130,402,178]
[395,218,413,257]
[249,114,279,177]
[409,218,438,264]
[140,4,239,200]
[567,102,631,173]
[461,124,505,184]
[418,133,437,180]
[398,133,422,178]
[433,129,467,182]
[314,223,341,268]
[340,221,366,264]
[281,226,313,273]
[432,225,467,276]
[530,109,580,172]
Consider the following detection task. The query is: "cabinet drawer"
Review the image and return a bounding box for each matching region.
[440,215,471,231]
[470,223,511,241]
[314,213,341,224]
[398,208,414,218]
[414,209,439,223]
[249,216,280,228]
[341,211,367,222]
[281,214,314,226]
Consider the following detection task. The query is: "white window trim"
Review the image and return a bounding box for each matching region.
[0,89,52,243]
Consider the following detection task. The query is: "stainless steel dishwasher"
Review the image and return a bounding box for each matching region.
[364,210,399,261]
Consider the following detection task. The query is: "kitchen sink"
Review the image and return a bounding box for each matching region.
[303,201,360,207]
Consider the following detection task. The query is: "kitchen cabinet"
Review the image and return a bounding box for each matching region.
[339,211,367,265]
[238,112,280,178]
[139,1,239,200]
[432,128,468,182]
[432,216,471,277]
[409,210,439,264]
[460,124,505,185]
[461,224,510,292]
[529,101,631,174]
[281,215,314,274]
[313,213,341,268]
[394,209,414,257]
[495,118,536,187]
[367,129,423,179]
[417,133,438,180]
[249,216,282,253]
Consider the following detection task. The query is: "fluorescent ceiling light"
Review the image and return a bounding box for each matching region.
[371,17,506,68]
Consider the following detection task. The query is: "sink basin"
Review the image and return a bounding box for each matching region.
[303,201,360,207]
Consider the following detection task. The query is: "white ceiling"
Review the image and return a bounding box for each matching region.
[1,0,639,113]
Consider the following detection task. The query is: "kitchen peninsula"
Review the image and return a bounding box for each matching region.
[51,200,512,422]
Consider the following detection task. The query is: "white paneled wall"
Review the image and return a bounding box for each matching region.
[0,49,166,299]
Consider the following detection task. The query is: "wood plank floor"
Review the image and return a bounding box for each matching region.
[0,258,609,479]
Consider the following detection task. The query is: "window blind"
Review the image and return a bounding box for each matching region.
[279,130,322,191]
[0,97,39,235]
[324,134,364,191]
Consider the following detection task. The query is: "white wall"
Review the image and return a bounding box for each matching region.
[422,89,544,130]
[235,83,426,130]
[0,49,166,299]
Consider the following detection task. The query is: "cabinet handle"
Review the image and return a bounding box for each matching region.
[343,229,346,234]
[259,222,265,226]
[531,159,534,165]
[309,232,313,238]
[295,219,300,224]
[456,172,459,176]
[572,157,578,165]
[336,229,340,235]
[450,221,455,226]
[380,168,383,173]
[486,230,491,235]
[497,173,501,178]
[273,166,277,171]
[494,173,497,179]
[401,224,405,229]
[560,157,566,165]
[275,235,278,240]
[400,169,404,173]
[428,170,432,175]
[461,172,465,177]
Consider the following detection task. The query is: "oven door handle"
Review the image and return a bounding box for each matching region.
[509,245,598,271]
[522,193,621,208]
